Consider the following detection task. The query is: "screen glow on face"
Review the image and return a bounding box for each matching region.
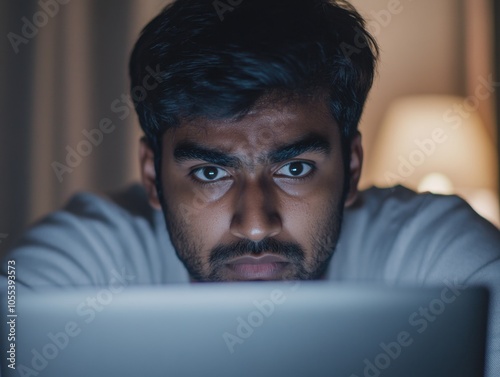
[191,160,314,184]
[155,101,355,282]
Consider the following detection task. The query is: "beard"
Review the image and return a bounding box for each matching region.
[207,238,307,281]
[161,193,345,282]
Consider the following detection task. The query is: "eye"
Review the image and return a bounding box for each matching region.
[275,161,313,178]
[192,166,230,182]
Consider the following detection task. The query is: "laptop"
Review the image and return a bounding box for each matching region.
[1,282,489,377]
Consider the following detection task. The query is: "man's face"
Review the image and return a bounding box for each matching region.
[140,99,362,282]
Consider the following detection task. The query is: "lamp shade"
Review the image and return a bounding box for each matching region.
[367,95,499,226]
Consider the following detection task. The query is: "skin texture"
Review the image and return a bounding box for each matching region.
[140,99,363,282]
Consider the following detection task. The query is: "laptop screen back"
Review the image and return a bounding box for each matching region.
[1,282,489,377]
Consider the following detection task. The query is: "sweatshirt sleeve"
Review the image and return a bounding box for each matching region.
[0,189,166,288]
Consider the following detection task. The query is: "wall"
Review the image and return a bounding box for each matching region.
[350,0,468,187]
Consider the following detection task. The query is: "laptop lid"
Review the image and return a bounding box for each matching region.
[1,282,489,377]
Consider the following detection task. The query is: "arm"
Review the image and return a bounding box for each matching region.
[0,189,162,288]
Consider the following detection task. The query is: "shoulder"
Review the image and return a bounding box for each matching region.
[349,184,477,221]
[349,185,498,241]
[32,184,160,250]
[1,184,166,287]
[334,185,500,283]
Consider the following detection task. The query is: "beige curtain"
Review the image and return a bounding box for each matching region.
[1,0,167,256]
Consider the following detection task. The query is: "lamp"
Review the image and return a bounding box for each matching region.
[366,95,499,227]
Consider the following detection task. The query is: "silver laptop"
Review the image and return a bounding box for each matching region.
[1,282,489,377]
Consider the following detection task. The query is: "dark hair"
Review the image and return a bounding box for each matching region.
[129,0,378,179]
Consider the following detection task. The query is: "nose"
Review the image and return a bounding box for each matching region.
[230,177,282,242]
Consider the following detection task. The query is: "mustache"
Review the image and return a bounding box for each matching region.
[209,238,305,266]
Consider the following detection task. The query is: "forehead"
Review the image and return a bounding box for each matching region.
[163,100,339,155]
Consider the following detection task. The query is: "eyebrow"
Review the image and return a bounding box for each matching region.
[267,133,331,164]
[173,133,331,168]
[174,142,241,168]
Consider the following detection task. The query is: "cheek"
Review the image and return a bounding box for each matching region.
[164,179,230,249]
[281,192,333,241]
[279,174,343,250]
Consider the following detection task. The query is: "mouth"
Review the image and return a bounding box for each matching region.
[224,254,290,280]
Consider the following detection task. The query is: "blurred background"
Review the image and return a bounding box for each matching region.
[1,0,499,257]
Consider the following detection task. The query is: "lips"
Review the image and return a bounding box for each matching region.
[225,254,290,280]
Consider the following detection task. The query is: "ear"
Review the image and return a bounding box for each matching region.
[139,137,162,210]
[344,132,363,207]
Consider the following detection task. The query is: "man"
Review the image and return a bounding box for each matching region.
[2,0,500,375]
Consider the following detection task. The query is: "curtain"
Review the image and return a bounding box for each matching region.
[1,0,167,256]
